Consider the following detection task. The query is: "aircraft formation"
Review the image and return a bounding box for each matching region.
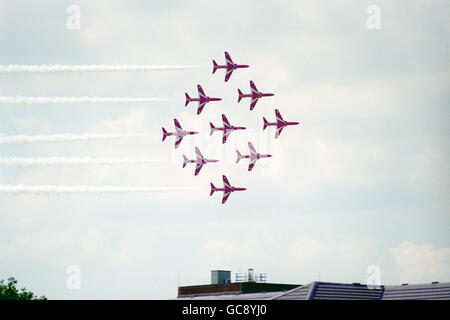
[162,51,300,204]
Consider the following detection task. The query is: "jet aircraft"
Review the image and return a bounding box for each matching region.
[210,114,246,144]
[162,119,198,149]
[236,142,272,171]
[212,51,249,82]
[237,81,274,110]
[263,109,300,138]
[185,84,222,115]
[182,147,219,176]
[210,175,246,204]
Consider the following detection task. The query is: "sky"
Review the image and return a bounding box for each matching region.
[0,0,449,299]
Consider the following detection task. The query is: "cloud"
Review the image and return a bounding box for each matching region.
[290,237,323,264]
[389,241,450,283]
[199,232,385,284]
[2,225,156,268]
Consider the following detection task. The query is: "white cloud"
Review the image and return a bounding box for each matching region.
[390,241,450,283]
[199,233,385,285]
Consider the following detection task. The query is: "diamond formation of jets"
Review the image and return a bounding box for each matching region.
[161,52,301,204]
[182,147,219,176]
[185,84,222,115]
[162,119,198,149]
[237,80,274,110]
[212,51,249,82]
[236,142,272,172]
[263,109,300,139]
[210,114,246,144]
[210,175,246,204]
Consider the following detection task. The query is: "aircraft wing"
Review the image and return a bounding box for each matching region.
[194,163,204,176]
[174,119,182,131]
[197,101,206,115]
[197,85,206,98]
[175,135,183,148]
[222,191,231,204]
[195,147,203,160]
[225,51,234,65]
[222,114,231,128]
[248,161,256,172]
[224,68,234,82]
[222,175,231,188]
[249,97,259,110]
[222,130,231,144]
[275,126,284,139]
[248,142,257,156]
[250,81,258,93]
[275,109,284,122]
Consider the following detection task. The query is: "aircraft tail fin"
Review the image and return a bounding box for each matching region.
[209,122,216,136]
[236,150,243,164]
[212,60,218,74]
[263,117,269,130]
[184,92,191,107]
[162,127,168,141]
[210,183,216,196]
[237,89,244,103]
[182,155,189,168]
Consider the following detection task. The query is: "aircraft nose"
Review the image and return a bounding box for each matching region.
[242,65,250,68]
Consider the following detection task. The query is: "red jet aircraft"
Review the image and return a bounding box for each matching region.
[210,114,246,144]
[237,81,274,110]
[162,119,198,149]
[183,147,219,176]
[263,109,300,139]
[185,84,222,115]
[212,51,249,82]
[210,175,246,204]
[236,142,272,171]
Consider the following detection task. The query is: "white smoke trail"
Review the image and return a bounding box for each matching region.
[0,65,200,73]
[0,134,149,144]
[0,96,172,104]
[0,157,160,167]
[0,185,190,195]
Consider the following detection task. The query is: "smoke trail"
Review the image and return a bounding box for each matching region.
[0,185,190,194]
[0,65,200,73]
[0,134,149,144]
[0,96,172,104]
[0,157,160,167]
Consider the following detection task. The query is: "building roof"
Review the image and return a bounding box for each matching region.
[270,282,313,300]
[271,282,383,300]
[177,282,299,298]
[382,282,450,300]
[176,291,282,300]
[175,281,450,300]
